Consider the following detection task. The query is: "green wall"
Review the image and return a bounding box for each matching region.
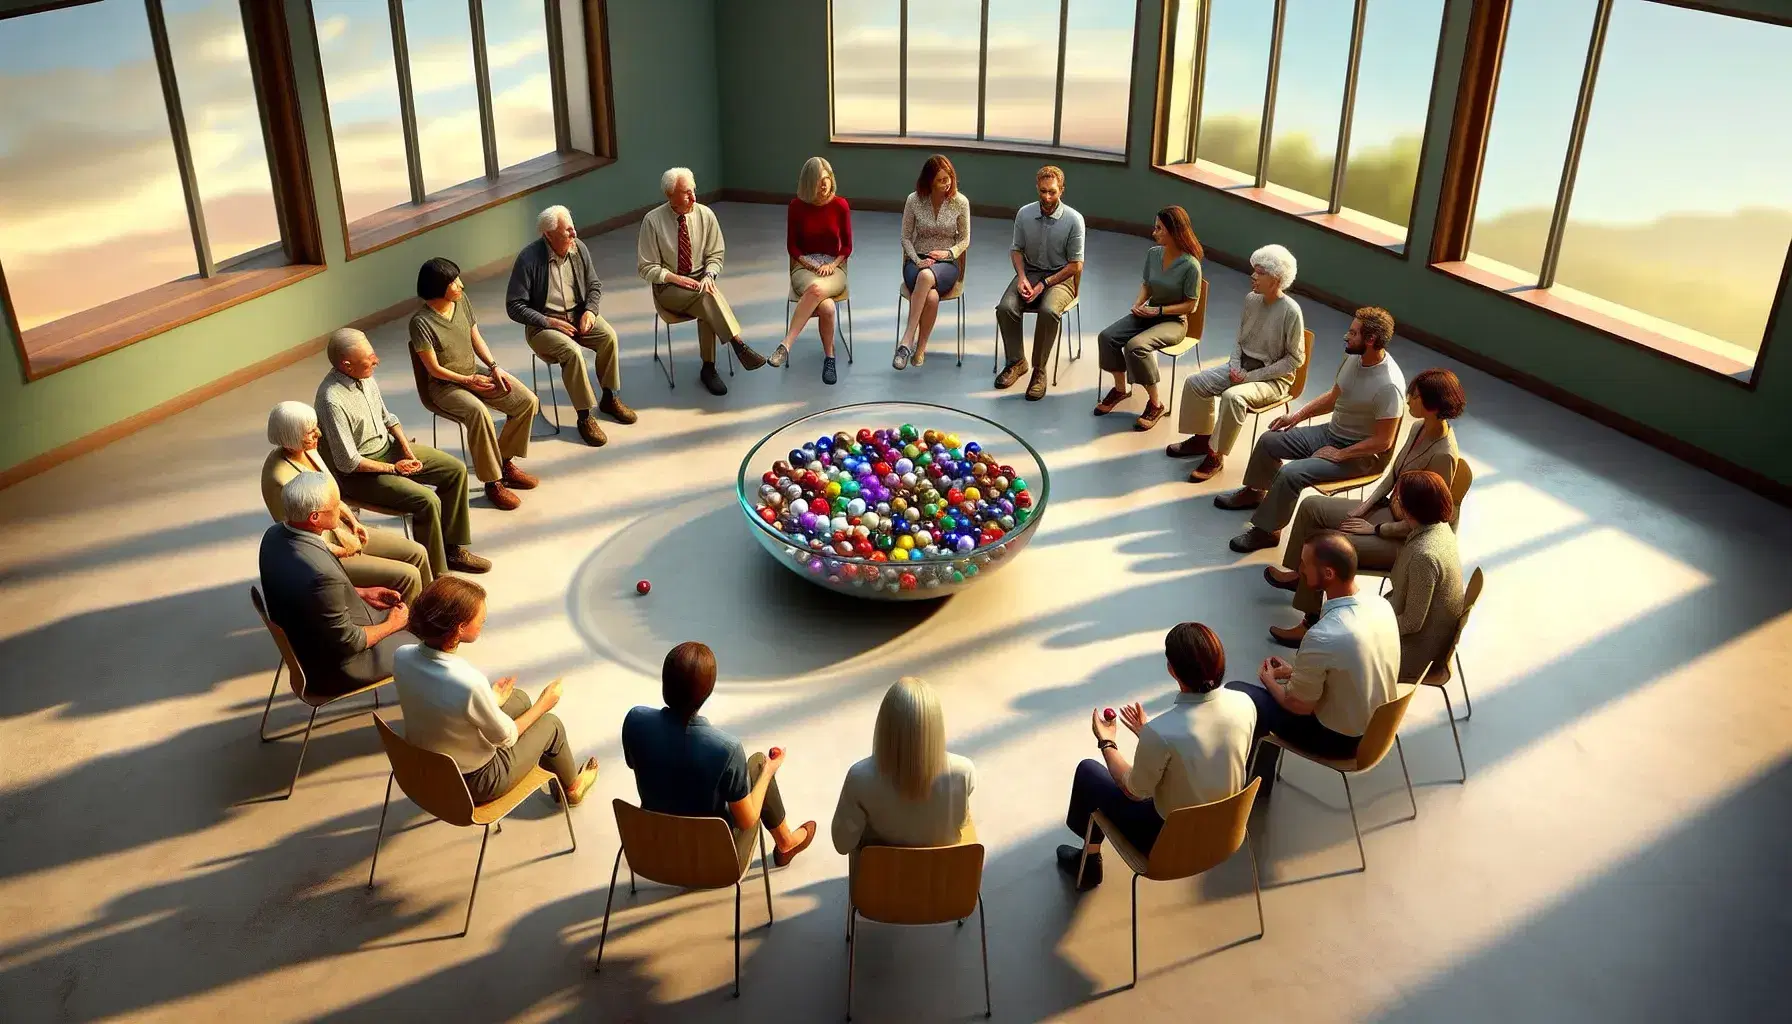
[715,0,1792,489]
[0,0,720,475]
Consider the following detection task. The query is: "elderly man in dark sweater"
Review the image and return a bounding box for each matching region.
[506,204,636,446]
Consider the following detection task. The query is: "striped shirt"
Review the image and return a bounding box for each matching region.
[315,368,399,474]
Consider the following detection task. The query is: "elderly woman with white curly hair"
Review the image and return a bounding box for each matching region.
[1165,243,1308,482]
[260,401,433,603]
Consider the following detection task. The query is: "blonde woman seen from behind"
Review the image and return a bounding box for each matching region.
[832,676,975,854]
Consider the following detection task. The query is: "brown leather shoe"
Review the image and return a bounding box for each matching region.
[484,481,522,510]
[501,459,538,490]
[598,392,638,425]
[1024,369,1048,401]
[1214,487,1263,511]
[1268,622,1308,649]
[446,546,492,573]
[1133,401,1166,431]
[1093,386,1131,415]
[1229,526,1279,553]
[994,359,1029,390]
[1188,453,1224,482]
[577,414,608,447]
[1264,565,1298,591]
[772,821,817,867]
[730,339,768,371]
[1166,435,1210,458]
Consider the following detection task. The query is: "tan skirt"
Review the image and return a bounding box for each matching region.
[790,261,850,301]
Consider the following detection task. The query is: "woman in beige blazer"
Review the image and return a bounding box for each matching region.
[260,401,432,603]
[832,676,975,856]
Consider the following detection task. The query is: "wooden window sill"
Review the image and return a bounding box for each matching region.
[830,133,1128,167]
[1152,162,1409,255]
[343,150,613,259]
[14,261,326,380]
[1431,260,1760,386]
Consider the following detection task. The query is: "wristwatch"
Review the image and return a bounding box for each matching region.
[1097,739,1118,752]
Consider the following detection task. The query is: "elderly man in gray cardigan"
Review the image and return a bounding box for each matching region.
[506,204,636,447]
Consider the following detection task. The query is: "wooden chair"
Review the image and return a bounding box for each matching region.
[996,270,1084,383]
[1245,329,1317,448]
[847,841,991,1020]
[652,304,737,388]
[528,352,562,434]
[896,252,968,366]
[1267,684,1421,872]
[1093,278,1210,418]
[1419,566,1485,781]
[366,715,576,937]
[1310,409,1407,501]
[1081,778,1263,989]
[785,259,855,365]
[594,799,774,998]
[250,586,389,800]
[408,347,468,461]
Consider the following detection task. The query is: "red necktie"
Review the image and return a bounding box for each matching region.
[676,213,693,276]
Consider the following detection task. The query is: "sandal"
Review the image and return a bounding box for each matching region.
[564,757,600,806]
[1093,386,1131,416]
[1133,401,1166,430]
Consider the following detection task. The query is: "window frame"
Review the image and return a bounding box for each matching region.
[825,0,1144,166]
[1429,0,1790,388]
[0,0,326,381]
[307,0,618,259]
[1148,0,1453,257]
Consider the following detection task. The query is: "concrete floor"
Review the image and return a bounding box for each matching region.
[2,203,1789,1024]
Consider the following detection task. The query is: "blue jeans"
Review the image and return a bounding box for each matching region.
[1066,758,1163,852]
[1227,680,1361,762]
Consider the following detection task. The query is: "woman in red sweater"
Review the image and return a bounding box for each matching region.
[768,157,853,384]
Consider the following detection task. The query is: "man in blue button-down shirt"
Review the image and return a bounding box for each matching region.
[996,165,1086,400]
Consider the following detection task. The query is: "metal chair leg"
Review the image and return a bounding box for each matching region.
[368,771,394,886]
[1076,817,1098,888]
[956,300,965,367]
[1341,771,1366,872]
[281,705,320,799]
[257,662,284,741]
[556,778,578,850]
[1129,872,1140,989]
[978,894,992,1018]
[732,880,742,998]
[1246,832,1265,938]
[593,848,624,971]
[1396,735,1418,817]
[1457,652,1473,719]
[1441,689,1467,781]
[846,908,857,1020]
[759,826,774,924]
[461,823,491,937]
[653,318,676,387]
[845,296,855,362]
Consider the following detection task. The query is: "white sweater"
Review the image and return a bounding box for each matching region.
[394,644,517,772]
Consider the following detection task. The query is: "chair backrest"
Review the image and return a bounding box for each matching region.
[1352,685,1421,771]
[1451,458,1475,509]
[1430,567,1485,684]
[1290,329,1316,398]
[374,714,479,826]
[1143,777,1259,882]
[852,842,985,924]
[409,347,449,418]
[612,799,744,889]
[250,585,307,700]
[1184,277,1210,341]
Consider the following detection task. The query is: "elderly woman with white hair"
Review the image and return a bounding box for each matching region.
[767,156,852,383]
[1165,243,1308,482]
[260,401,433,602]
[505,204,634,447]
[832,676,975,855]
[636,166,768,396]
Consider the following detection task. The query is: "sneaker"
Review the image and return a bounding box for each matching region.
[501,460,539,490]
[484,481,522,511]
[994,359,1029,390]
[1166,435,1211,458]
[1024,369,1048,401]
[1133,402,1166,431]
[699,362,729,396]
[1214,487,1263,511]
[1187,453,1225,482]
[822,356,838,385]
[892,343,912,371]
[1055,844,1102,890]
[766,344,789,368]
[597,392,637,425]
[576,413,608,447]
[730,339,767,371]
[446,546,492,573]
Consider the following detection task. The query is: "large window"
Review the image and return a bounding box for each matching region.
[0,0,320,378]
[1156,0,1448,249]
[1440,0,1791,381]
[829,0,1138,158]
[311,0,612,254]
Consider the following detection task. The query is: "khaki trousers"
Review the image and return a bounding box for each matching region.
[425,374,539,484]
[1281,497,1402,614]
[1242,424,1389,533]
[654,282,742,363]
[334,440,471,576]
[732,752,789,868]
[996,272,1077,367]
[1096,313,1185,386]
[340,526,433,604]
[526,315,620,411]
[464,690,578,803]
[1178,366,1292,456]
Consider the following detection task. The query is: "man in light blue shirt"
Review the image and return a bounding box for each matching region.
[996,165,1086,400]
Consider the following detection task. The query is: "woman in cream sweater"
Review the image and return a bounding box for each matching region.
[894,155,971,369]
[1386,470,1466,684]
[832,676,975,854]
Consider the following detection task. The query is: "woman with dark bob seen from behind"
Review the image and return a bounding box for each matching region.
[621,642,817,867]
[1056,622,1257,891]
[1265,367,1468,647]
[1384,469,1466,685]
[894,154,971,369]
[393,577,599,805]
[1093,205,1206,431]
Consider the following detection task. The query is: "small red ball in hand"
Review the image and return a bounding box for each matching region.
[1103,707,1117,722]
[769,746,784,759]
[635,579,651,595]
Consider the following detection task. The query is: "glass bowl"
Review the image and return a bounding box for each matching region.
[736,401,1050,600]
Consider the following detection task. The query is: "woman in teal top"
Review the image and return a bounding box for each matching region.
[1094,206,1205,431]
